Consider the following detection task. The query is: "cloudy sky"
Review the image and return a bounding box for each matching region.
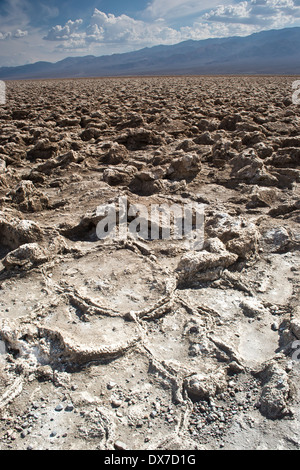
[0,0,300,67]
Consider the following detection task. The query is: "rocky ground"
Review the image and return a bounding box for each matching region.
[0,76,299,450]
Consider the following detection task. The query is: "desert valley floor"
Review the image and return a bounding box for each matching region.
[0,76,299,450]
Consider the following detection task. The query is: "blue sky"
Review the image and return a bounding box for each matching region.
[0,0,300,66]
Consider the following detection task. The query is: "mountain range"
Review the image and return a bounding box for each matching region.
[1,26,300,80]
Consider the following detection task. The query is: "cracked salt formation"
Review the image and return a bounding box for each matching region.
[0,77,299,450]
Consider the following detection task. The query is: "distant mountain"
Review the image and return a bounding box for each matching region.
[1,27,300,80]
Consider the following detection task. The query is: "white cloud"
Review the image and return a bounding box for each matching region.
[44,19,83,41]
[14,29,28,38]
[203,0,300,27]
[90,9,182,44]
[90,10,144,43]
[0,29,28,40]
[43,2,300,53]
[0,32,11,40]
[144,0,226,20]
[44,9,183,48]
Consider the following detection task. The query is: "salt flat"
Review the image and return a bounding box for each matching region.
[0,76,299,450]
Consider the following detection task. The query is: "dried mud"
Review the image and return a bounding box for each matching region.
[0,76,299,450]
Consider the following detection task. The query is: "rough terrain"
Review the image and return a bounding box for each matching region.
[0,76,299,450]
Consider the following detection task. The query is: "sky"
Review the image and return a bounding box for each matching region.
[0,0,300,67]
